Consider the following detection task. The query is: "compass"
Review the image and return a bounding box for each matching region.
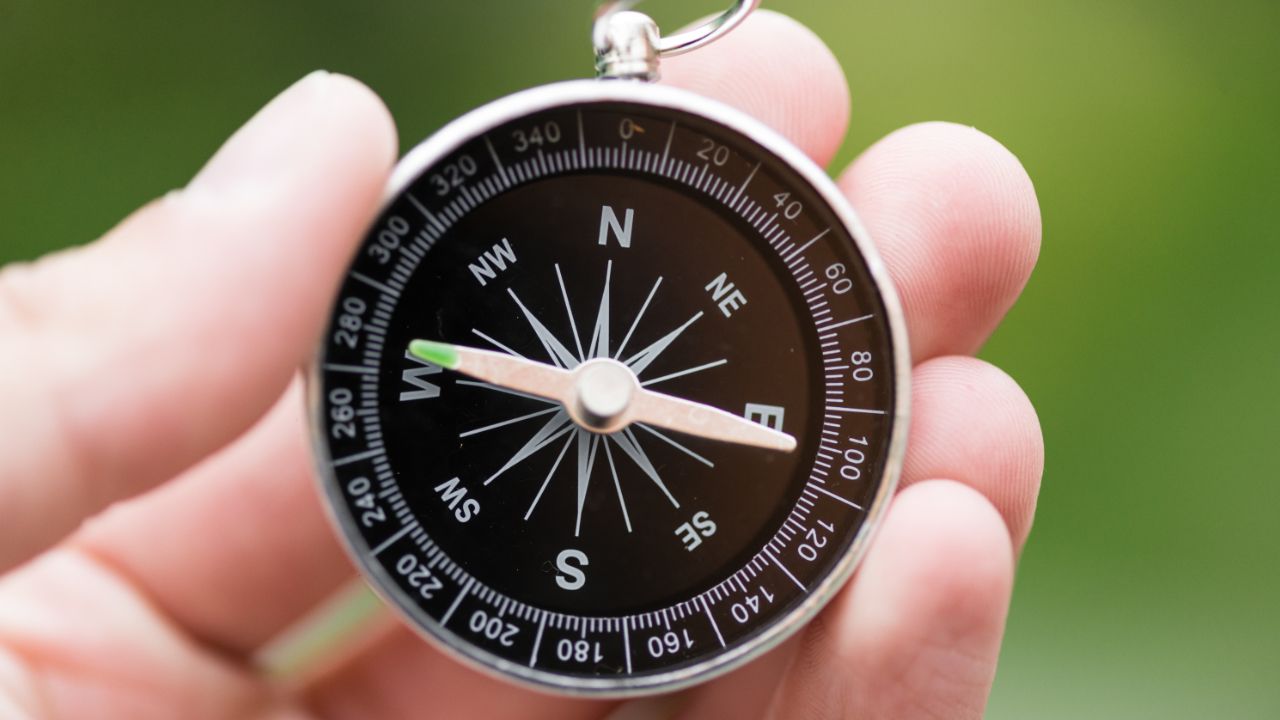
[308,2,908,696]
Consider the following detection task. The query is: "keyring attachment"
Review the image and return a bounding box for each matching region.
[593,0,761,81]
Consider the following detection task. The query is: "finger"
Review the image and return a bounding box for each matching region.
[662,16,1042,362]
[767,481,1014,720]
[661,356,1041,717]
[902,356,1043,551]
[0,549,274,720]
[76,385,595,713]
[666,638,798,720]
[74,380,356,655]
[839,121,1042,362]
[0,71,396,571]
[661,9,850,167]
[303,627,611,720]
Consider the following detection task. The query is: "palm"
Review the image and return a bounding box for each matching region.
[0,12,1041,720]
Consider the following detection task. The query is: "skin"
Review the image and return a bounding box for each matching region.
[0,11,1042,720]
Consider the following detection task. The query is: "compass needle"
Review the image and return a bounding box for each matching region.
[631,388,798,452]
[409,339,576,405]
[414,338,792,451]
[313,11,905,690]
[408,339,459,370]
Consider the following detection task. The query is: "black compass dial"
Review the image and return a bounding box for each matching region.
[313,84,903,692]
[388,171,816,614]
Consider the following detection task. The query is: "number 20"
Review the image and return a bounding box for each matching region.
[696,138,730,166]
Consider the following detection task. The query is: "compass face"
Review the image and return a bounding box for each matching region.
[311,82,906,694]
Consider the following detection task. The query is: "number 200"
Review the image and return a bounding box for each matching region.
[469,610,518,647]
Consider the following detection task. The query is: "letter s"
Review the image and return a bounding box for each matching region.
[455,498,480,523]
[555,549,588,591]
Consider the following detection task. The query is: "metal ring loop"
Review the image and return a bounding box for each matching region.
[595,0,761,58]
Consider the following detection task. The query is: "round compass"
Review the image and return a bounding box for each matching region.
[310,80,908,695]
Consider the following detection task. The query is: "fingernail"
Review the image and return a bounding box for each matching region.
[188,70,332,195]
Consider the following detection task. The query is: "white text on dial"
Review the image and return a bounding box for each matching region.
[469,237,518,287]
[434,477,481,523]
[598,205,634,248]
[675,510,717,552]
[705,273,748,317]
[400,350,444,402]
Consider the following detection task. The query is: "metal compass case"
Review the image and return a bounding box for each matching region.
[308,0,909,696]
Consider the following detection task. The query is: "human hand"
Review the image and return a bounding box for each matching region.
[0,11,1041,720]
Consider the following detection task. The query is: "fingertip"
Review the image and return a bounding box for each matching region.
[328,73,399,146]
[840,121,1042,360]
[774,480,1013,719]
[0,72,400,569]
[935,123,1042,298]
[879,480,1015,631]
[159,70,398,367]
[189,71,397,199]
[313,72,400,182]
[907,356,1044,549]
[841,481,1013,663]
[661,10,850,166]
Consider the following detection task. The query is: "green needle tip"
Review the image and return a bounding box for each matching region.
[409,339,460,369]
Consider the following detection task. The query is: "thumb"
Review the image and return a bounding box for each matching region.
[0,71,396,571]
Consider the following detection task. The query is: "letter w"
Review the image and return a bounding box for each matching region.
[400,350,443,401]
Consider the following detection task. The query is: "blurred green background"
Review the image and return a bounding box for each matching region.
[2,1,1277,716]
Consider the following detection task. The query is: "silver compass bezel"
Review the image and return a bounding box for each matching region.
[306,78,911,697]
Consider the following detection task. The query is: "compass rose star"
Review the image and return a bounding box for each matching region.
[451,260,745,535]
